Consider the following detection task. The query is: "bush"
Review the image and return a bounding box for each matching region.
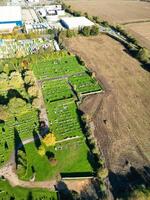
[73,11,81,17]
[93,16,101,24]
[101,21,109,27]
[42,133,56,146]
[80,25,99,36]
[17,149,27,178]
[66,29,78,38]
[97,168,108,180]
[136,48,150,64]
[28,85,38,98]
[38,145,45,156]
[90,25,99,36]
[80,26,91,36]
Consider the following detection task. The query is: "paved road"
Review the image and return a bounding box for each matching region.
[99,25,137,49]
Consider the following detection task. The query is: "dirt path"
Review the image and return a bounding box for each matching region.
[64,35,150,173]
[37,81,49,126]
[0,163,56,189]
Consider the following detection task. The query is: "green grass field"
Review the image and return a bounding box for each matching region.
[42,79,73,103]
[20,138,92,181]
[47,98,83,140]
[69,73,102,95]
[32,55,86,80]
[0,179,57,200]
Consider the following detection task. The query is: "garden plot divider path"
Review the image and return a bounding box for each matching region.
[38,72,87,83]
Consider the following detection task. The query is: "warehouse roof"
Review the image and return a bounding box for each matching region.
[0,6,22,22]
[61,16,94,29]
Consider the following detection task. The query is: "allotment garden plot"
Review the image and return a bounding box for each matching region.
[38,54,102,142]
[47,98,83,140]
[0,109,39,167]
[42,79,73,103]
[32,55,86,80]
[69,73,102,95]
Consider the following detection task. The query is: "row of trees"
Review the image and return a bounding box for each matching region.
[113,25,150,67]
[81,113,108,198]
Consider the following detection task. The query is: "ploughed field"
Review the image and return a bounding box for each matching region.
[64,35,150,173]
[125,22,150,50]
[64,0,150,24]
[64,0,150,49]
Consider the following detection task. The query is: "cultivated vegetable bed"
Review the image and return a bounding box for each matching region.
[47,98,83,140]
[42,79,73,103]
[32,55,85,80]
[69,72,102,95]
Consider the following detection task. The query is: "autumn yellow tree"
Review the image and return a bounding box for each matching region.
[38,145,45,156]
[42,133,56,147]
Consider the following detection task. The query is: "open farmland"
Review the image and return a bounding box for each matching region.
[64,0,150,24]
[64,35,150,173]
[64,0,150,50]
[125,22,150,50]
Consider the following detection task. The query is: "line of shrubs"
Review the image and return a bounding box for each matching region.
[80,112,108,198]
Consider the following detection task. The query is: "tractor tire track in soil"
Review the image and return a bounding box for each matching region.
[64,35,150,174]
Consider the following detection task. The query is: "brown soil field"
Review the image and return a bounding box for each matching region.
[64,0,150,24]
[125,22,150,50]
[64,35,150,173]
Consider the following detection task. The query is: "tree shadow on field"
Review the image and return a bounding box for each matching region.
[45,151,54,160]
[27,191,33,200]
[14,128,24,152]
[7,89,27,102]
[123,48,150,72]
[87,151,100,173]
[14,128,25,165]
[39,121,49,138]
[33,129,41,149]
[109,166,150,199]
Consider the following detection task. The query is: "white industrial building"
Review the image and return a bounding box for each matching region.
[0,6,22,33]
[45,5,62,11]
[37,5,65,18]
[60,17,94,29]
[25,22,49,33]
